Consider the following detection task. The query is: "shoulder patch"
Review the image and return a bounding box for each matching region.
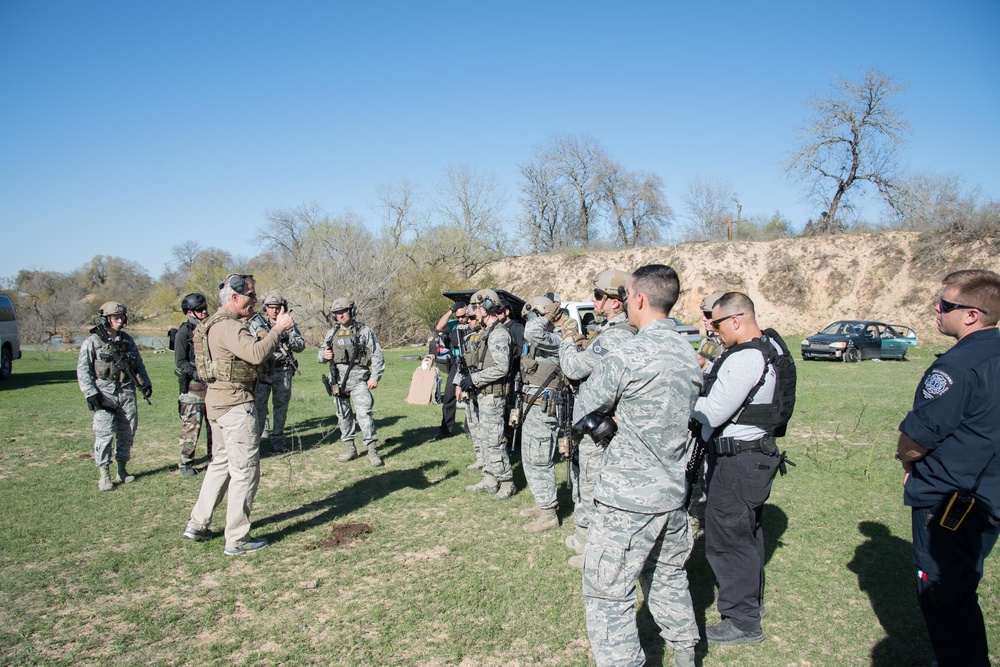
[591,338,609,356]
[922,369,953,400]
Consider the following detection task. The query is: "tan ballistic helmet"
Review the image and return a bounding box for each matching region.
[99,301,127,317]
[522,295,558,319]
[262,293,287,307]
[593,269,631,301]
[331,297,354,313]
[470,289,502,313]
[700,291,726,313]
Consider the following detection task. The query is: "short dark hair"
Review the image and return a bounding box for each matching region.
[943,269,1000,326]
[631,264,680,315]
[715,292,756,320]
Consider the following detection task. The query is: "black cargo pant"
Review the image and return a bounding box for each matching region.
[438,363,458,436]
[705,449,779,632]
[911,502,999,667]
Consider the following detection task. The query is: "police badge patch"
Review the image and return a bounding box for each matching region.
[922,369,953,400]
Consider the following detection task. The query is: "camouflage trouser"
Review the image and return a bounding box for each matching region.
[92,389,138,467]
[571,435,604,529]
[463,397,481,461]
[583,503,698,666]
[476,393,512,482]
[255,365,294,447]
[178,393,212,465]
[335,373,376,448]
[521,397,558,510]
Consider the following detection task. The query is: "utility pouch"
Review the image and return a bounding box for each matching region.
[712,436,737,457]
[939,491,976,531]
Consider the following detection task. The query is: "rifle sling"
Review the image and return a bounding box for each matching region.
[520,367,561,422]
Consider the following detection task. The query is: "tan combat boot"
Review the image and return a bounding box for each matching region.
[565,525,587,554]
[519,505,542,519]
[465,473,498,493]
[338,444,359,462]
[367,445,383,467]
[98,465,113,491]
[568,554,584,569]
[493,481,515,501]
[522,508,559,533]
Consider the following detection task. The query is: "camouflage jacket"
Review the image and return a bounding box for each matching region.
[317,322,385,383]
[587,318,702,513]
[248,312,306,367]
[560,311,636,419]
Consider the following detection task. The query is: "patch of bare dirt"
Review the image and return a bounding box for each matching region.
[316,522,372,548]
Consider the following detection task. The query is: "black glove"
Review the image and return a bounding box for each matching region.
[459,374,475,393]
[140,384,153,400]
[86,394,103,411]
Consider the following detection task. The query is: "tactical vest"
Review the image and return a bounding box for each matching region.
[520,339,565,390]
[465,321,508,395]
[93,336,133,382]
[194,310,260,385]
[702,328,797,438]
[328,324,373,367]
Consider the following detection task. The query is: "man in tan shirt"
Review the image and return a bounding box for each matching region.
[183,274,294,556]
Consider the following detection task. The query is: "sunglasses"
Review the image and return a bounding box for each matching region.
[710,312,744,331]
[702,311,714,319]
[939,298,988,315]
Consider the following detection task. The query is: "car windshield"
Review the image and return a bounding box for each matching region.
[820,322,862,335]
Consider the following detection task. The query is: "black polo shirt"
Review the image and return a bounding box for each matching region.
[899,328,1000,520]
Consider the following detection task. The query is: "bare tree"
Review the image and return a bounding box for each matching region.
[75,256,153,318]
[432,164,509,279]
[682,176,739,241]
[787,67,910,232]
[598,158,673,247]
[543,134,608,247]
[517,157,572,253]
[376,180,422,252]
[255,202,326,260]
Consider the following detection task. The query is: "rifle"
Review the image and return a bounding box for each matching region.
[93,324,151,404]
[508,372,523,427]
[683,420,708,509]
[454,327,478,413]
[555,386,575,489]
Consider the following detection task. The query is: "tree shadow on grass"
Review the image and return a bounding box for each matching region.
[254,459,458,544]
[847,520,931,665]
[0,368,77,391]
[274,414,404,453]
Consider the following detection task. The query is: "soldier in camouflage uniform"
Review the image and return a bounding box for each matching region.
[515,295,566,531]
[249,294,306,453]
[460,311,484,470]
[175,292,212,477]
[459,289,515,500]
[580,264,702,667]
[77,301,153,491]
[318,297,386,467]
[560,269,637,568]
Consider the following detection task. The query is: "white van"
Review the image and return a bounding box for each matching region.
[0,293,21,379]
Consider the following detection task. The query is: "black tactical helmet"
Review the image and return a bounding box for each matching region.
[181,293,208,313]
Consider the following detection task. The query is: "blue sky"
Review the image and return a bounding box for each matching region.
[2,1,998,277]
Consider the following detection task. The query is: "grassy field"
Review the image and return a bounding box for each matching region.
[0,340,996,666]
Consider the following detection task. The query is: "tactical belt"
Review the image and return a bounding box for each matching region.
[711,435,777,457]
[479,382,507,398]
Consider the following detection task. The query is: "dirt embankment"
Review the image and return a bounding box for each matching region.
[477,231,997,344]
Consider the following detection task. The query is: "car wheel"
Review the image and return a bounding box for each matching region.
[843,347,861,363]
[0,348,11,380]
